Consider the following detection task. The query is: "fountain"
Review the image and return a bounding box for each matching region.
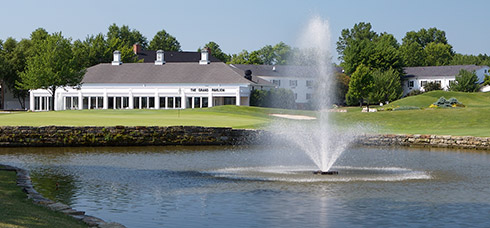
[270,16,360,175]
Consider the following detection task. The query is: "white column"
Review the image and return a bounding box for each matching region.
[129,90,134,109]
[103,90,108,109]
[155,90,159,109]
[78,92,83,110]
[165,97,168,109]
[208,91,213,107]
[191,96,195,109]
[181,90,186,109]
[236,88,241,106]
[29,91,34,111]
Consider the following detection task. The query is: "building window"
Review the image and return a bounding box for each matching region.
[289,80,297,87]
[408,81,414,88]
[294,93,298,100]
[421,81,428,88]
[306,80,313,88]
[435,80,441,86]
[306,93,312,100]
[272,79,281,86]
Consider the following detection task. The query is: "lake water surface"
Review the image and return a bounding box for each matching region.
[1,145,489,228]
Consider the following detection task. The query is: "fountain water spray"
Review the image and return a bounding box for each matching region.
[271,16,359,173]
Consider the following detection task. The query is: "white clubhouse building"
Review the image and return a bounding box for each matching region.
[29,49,266,111]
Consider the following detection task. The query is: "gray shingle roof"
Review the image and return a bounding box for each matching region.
[230,64,343,78]
[404,65,485,77]
[82,62,254,84]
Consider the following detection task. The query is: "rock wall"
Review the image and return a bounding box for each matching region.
[0,126,263,147]
[359,134,490,150]
[1,126,489,150]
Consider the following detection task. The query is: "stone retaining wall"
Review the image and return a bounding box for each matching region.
[359,134,490,150]
[0,126,263,147]
[1,126,490,150]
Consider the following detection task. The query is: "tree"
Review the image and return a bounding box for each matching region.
[257,42,292,65]
[107,24,148,48]
[369,68,403,104]
[72,33,111,68]
[333,72,350,105]
[337,22,402,75]
[229,50,264,65]
[0,37,32,109]
[149,29,181,51]
[250,88,295,109]
[400,27,454,66]
[424,42,454,66]
[449,69,480,92]
[198,41,230,62]
[17,32,86,110]
[337,22,377,63]
[346,64,374,108]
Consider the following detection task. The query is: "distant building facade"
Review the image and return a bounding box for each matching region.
[28,48,262,111]
[402,65,490,95]
[230,64,342,108]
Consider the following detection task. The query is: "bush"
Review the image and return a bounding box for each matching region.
[431,97,464,108]
[250,88,296,109]
[406,89,423,97]
[424,81,442,92]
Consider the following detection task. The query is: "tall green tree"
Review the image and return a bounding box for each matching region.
[369,68,403,104]
[449,69,480,92]
[148,29,181,51]
[17,32,86,110]
[72,33,111,68]
[400,27,454,66]
[337,22,402,75]
[346,64,374,108]
[257,42,292,65]
[229,50,264,65]
[198,41,230,62]
[107,24,148,48]
[424,42,454,66]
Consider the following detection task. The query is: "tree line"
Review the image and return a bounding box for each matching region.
[338,22,490,107]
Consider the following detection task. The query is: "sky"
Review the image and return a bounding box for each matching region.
[1,0,489,63]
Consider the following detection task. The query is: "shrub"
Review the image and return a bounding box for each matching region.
[424,81,442,92]
[406,89,423,97]
[393,106,420,111]
[432,97,464,108]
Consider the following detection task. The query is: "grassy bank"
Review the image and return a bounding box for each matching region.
[0,91,489,136]
[333,91,490,136]
[0,168,87,228]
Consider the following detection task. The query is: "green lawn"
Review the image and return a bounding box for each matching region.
[1,91,490,136]
[0,168,88,228]
[333,91,490,136]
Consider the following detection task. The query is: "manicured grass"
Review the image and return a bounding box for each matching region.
[333,91,490,137]
[0,168,88,228]
[1,92,489,136]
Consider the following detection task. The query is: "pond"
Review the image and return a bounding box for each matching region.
[1,145,489,228]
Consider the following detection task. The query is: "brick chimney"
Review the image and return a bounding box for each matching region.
[133,43,141,54]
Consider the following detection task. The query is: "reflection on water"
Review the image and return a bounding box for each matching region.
[0,146,489,228]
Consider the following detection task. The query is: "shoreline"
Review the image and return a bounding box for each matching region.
[0,164,126,228]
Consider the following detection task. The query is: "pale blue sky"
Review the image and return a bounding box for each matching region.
[1,0,489,62]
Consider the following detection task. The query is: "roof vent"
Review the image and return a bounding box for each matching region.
[244,70,252,81]
[199,47,210,65]
[272,66,276,71]
[155,50,165,65]
[112,50,122,65]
